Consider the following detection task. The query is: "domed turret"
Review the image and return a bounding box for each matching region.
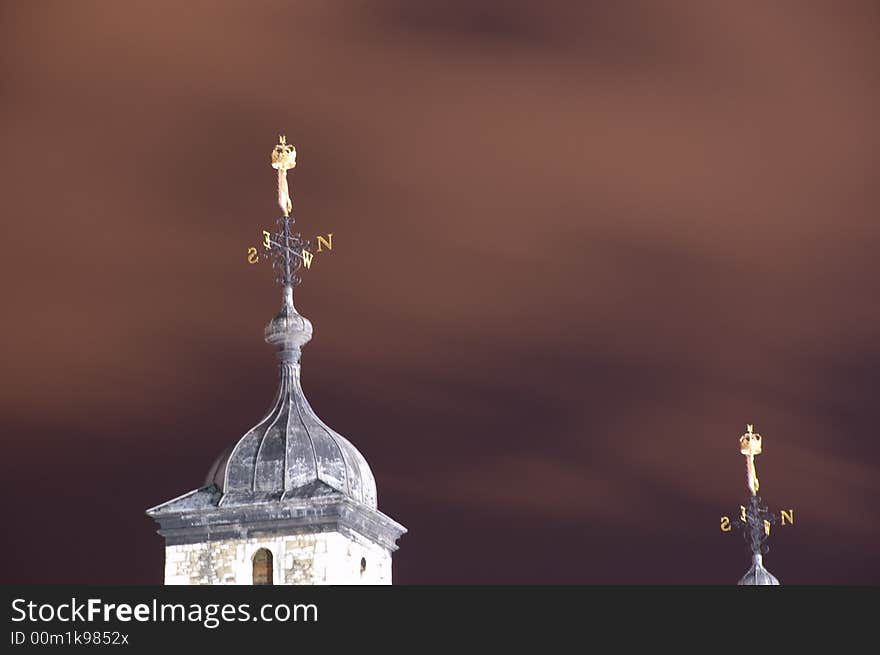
[146,136,405,585]
[738,553,780,586]
[206,288,377,508]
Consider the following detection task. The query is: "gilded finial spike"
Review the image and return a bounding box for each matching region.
[739,423,762,496]
[271,135,297,216]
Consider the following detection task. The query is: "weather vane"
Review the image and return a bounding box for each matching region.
[720,424,795,584]
[246,135,334,285]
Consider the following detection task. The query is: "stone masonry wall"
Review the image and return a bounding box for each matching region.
[163,531,392,585]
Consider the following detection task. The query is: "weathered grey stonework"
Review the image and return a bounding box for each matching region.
[147,286,406,585]
[164,532,391,585]
[149,484,405,552]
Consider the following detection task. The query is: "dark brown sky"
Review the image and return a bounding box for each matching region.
[2,0,878,584]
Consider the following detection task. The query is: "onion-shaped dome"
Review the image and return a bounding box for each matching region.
[738,553,780,585]
[206,286,377,509]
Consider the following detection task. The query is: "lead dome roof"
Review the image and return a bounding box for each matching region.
[204,291,377,509]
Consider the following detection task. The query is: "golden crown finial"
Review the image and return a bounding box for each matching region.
[271,136,297,171]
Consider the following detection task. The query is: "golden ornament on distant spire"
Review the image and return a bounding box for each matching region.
[739,423,763,495]
[720,423,796,583]
[271,135,297,217]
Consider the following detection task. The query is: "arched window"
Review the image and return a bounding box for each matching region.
[252,548,273,585]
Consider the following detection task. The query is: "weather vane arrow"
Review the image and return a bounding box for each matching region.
[719,424,795,584]
[246,135,334,284]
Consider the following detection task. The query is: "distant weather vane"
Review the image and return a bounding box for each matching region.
[720,424,795,585]
[246,135,333,287]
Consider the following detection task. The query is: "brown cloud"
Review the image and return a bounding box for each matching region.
[1,0,878,583]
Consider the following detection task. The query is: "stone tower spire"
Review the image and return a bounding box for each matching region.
[146,137,406,585]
